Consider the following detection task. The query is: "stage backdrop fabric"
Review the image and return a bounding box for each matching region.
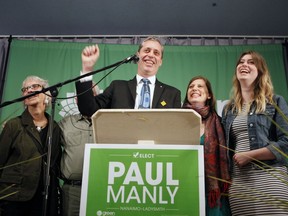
[0,39,287,124]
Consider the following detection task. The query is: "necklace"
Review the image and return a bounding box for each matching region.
[35,125,46,132]
[33,118,47,132]
[35,125,46,133]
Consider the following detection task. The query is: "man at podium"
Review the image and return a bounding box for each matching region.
[75,36,181,116]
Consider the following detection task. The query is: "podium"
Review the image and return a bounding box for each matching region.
[91,109,201,144]
[80,109,205,216]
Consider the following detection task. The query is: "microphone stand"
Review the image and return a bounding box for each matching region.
[0,54,138,216]
[0,54,138,109]
[42,86,58,216]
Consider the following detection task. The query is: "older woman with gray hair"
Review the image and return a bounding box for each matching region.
[0,76,62,216]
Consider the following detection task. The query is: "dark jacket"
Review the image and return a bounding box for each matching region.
[222,95,288,170]
[75,77,181,117]
[0,109,62,205]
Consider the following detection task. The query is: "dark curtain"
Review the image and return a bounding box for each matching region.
[282,40,288,88]
[0,36,11,104]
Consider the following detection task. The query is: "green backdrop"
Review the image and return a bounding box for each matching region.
[0,39,287,124]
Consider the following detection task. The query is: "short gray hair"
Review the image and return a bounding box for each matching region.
[22,75,51,108]
[137,36,164,59]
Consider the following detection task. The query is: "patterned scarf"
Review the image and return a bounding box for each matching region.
[183,103,230,207]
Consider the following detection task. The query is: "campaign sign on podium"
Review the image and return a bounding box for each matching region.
[80,109,205,216]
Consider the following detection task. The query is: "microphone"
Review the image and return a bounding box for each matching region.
[125,54,139,64]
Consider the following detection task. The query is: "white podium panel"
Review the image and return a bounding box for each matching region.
[91,109,201,145]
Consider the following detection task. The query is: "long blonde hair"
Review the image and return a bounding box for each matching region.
[226,50,274,114]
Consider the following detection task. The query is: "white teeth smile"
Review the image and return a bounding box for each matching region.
[192,93,200,97]
[240,70,249,74]
[145,60,154,64]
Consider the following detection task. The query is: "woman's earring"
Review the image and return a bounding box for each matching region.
[44,97,49,105]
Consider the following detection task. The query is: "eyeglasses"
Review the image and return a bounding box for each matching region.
[21,84,43,93]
